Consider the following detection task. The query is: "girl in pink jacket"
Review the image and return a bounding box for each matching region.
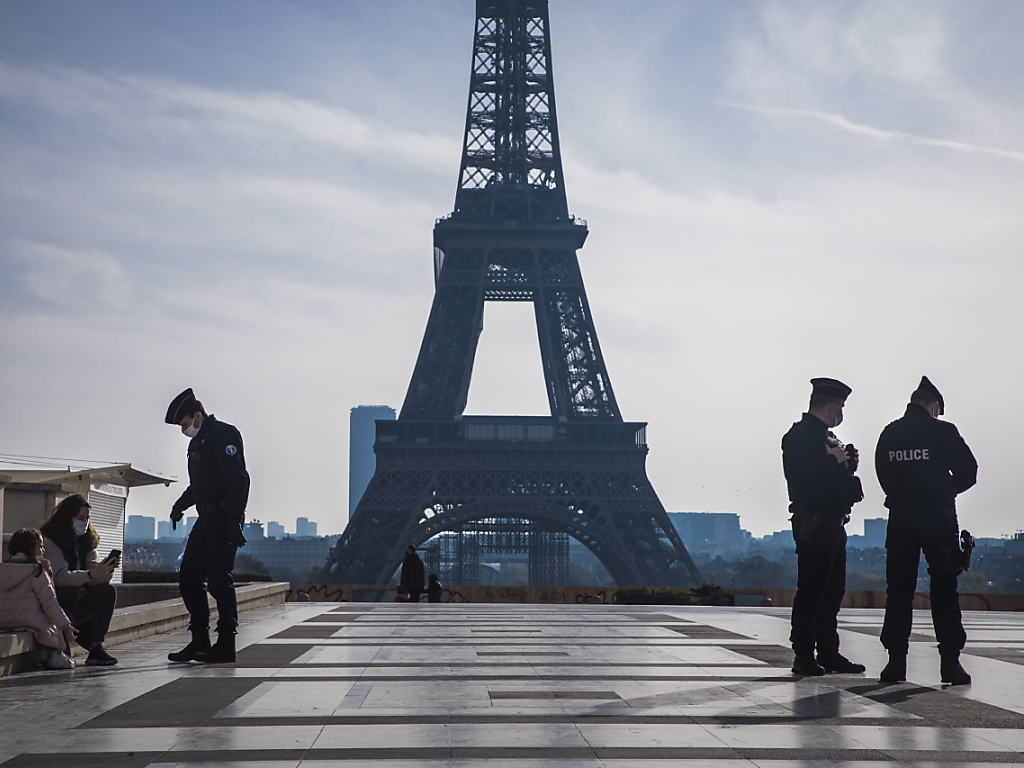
[0,529,79,669]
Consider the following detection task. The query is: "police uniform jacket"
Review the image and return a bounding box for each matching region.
[782,413,863,517]
[173,414,250,523]
[874,403,977,510]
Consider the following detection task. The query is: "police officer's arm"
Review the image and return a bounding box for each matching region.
[874,433,893,495]
[213,427,250,522]
[783,429,846,496]
[942,424,978,495]
[173,487,196,514]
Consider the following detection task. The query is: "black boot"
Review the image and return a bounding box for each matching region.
[168,626,210,663]
[194,632,236,663]
[940,655,971,685]
[817,652,866,674]
[879,655,907,682]
[791,654,825,676]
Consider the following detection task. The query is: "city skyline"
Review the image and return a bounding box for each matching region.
[2,2,1022,539]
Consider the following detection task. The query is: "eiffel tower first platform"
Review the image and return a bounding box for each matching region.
[325,0,701,588]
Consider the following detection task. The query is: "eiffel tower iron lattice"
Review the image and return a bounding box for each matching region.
[325,0,701,588]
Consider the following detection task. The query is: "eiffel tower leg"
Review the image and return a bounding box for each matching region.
[400,285,485,421]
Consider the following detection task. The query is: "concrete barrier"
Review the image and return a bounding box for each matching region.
[0,581,289,677]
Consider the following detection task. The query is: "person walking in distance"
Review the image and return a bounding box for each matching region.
[400,545,425,603]
[782,378,866,676]
[875,376,977,685]
[164,388,249,664]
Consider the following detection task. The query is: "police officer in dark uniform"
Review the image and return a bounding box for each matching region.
[875,376,977,685]
[783,377,866,676]
[164,388,249,663]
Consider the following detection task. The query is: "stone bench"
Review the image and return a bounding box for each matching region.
[0,581,288,677]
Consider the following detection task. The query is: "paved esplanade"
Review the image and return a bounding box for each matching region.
[4,603,1024,766]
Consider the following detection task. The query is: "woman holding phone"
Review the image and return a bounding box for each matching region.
[41,494,119,666]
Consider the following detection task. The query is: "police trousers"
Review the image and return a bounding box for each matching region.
[790,520,847,656]
[880,506,966,658]
[179,515,239,634]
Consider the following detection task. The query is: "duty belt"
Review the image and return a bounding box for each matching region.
[822,516,848,528]
[196,498,228,514]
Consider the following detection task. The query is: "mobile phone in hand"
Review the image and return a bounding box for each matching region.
[105,549,122,563]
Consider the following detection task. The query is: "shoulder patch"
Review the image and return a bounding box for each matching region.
[225,445,238,456]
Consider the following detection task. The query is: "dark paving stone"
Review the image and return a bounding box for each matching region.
[965,646,1024,665]
[80,677,264,728]
[725,643,793,667]
[271,624,342,638]
[623,613,686,622]
[666,625,752,640]
[489,690,620,700]
[834,679,1024,729]
[1,753,158,768]
[303,613,367,623]
[234,642,315,667]
[476,651,570,656]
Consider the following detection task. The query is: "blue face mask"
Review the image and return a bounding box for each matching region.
[833,411,844,428]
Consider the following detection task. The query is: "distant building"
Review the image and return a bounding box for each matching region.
[266,520,285,539]
[125,515,156,542]
[244,520,265,540]
[158,516,195,541]
[349,405,396,517]
[296,517,317,538]
[243,535,340,580]
[667,512,749,557]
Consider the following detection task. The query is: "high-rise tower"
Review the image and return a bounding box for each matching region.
[325,0,700,587]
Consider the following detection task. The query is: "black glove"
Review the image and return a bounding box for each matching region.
[228,522,247,548]
[844,443,859,473]
[170,502,186,530]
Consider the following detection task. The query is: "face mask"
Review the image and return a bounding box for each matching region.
[833,412,843,428]
[73,519,89,537]
[184,419,200,438]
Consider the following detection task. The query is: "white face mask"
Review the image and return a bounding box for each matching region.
[73,519,89,536]
[184,418,200,438]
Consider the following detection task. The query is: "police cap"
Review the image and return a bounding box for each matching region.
[165,388,200,424]
[912,376,944,415]
[810,377,852,400]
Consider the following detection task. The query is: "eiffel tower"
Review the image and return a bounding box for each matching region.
[325,0,701,587]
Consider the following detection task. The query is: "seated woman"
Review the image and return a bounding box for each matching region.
[41,494,120,666]
[0,529,79,669]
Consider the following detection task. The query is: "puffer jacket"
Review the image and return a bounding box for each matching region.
[0,555,73,649]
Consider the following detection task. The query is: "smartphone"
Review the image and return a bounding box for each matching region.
[104,549,122,563]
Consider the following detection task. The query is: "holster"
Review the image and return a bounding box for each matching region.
[791,510,822,543]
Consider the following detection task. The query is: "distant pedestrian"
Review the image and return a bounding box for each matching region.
[782,377,865,676]
[400,545,425,603]
[164,388,250,664]
[875,376,977,685]
[427,573,443,603]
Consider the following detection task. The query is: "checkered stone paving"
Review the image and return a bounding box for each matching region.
[4,602,1024,766]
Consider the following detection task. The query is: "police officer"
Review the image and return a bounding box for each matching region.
[875,376,977,685]
[164,388,249,663]
[783,378,866,676]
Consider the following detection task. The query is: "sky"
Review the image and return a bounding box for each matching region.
[1,1,1023,541]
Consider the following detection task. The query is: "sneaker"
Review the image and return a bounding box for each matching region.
[791,654,825,676]
[817,652,866,674]
[85,645,118,666]
[43,648,75,670]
